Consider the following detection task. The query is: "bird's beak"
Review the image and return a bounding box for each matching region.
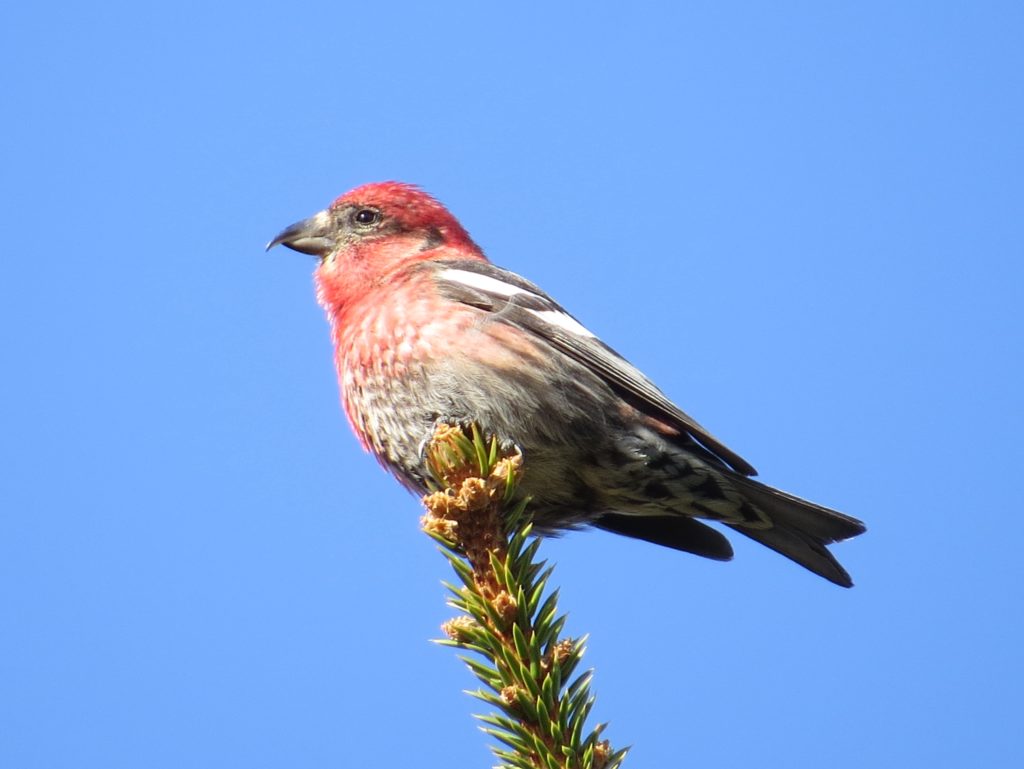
[265,210,336,256]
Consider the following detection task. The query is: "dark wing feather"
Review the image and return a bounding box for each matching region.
[431,260,758,476]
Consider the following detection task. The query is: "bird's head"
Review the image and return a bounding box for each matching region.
[268,182,485,320]
[268,181,483,281]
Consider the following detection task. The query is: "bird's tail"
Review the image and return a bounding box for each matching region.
[724,474,865,587]
[594,470,865,587]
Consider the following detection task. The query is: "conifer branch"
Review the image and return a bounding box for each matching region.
[421,424,628,769]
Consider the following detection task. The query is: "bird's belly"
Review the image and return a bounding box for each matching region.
[340,349,621,521]
[341,362,442,490]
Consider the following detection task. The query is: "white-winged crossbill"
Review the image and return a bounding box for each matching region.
[269,182,865,586]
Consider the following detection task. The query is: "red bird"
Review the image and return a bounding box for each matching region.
[269,182,865,586]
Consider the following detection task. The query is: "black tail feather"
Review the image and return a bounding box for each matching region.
[726,474,865,587]
[727,521,856,587]
[595,475,865,587]
[594,513,734,561]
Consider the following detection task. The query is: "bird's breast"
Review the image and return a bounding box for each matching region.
[331,287,483,485]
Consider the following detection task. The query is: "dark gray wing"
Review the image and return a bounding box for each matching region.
[430,259,758,476]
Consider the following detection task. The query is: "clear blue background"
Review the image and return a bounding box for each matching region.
[3,2,1022,767]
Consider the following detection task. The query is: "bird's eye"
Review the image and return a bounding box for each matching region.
[353,208,381,226]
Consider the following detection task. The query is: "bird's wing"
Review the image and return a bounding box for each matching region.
[430,260,758,476]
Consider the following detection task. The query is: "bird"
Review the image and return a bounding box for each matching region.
[268,182,865,586]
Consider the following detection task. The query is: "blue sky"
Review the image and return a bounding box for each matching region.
[3,2,1022,767]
